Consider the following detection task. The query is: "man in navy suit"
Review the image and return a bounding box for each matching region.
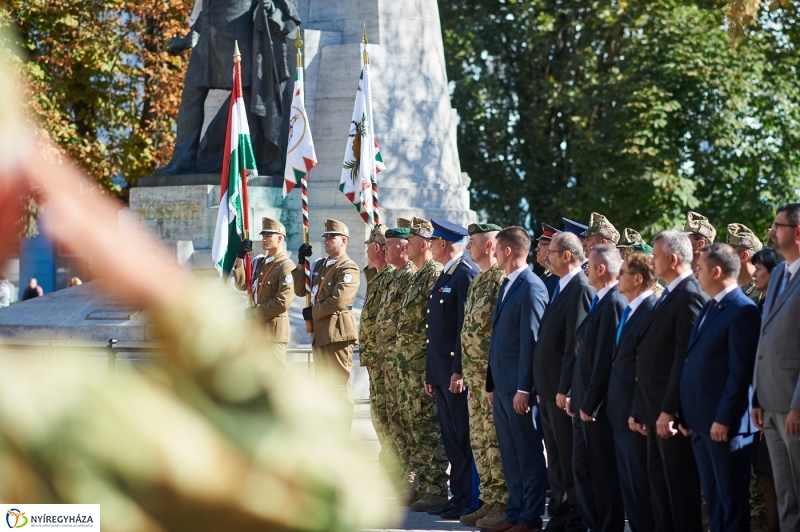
[680,243,760,532]
[425,218,478,519]
[486,226,549,532]
[571,244,626,532]
[533,231,594,532]
[609,248,657,532]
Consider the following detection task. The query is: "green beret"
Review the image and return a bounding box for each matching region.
[386,227,411,239]
[630,243,653,254]
[468,223,503,235]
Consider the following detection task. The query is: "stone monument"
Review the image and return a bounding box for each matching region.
[129,0,476,281]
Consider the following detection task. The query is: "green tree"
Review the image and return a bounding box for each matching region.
[440,0,800,239]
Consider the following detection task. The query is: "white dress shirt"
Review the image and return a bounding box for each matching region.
[502,264,529,301]
[557,265,583,293]
[595,280,619,301]
[666,269,693,293]
[624,289,654,323]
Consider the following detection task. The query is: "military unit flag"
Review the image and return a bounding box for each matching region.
[211,43,258,277]
[340,61,384,226]
[283,63,317,197]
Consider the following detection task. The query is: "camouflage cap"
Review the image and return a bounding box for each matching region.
[397,217,413,229]
[386,227,411,239]
[582,212,620,243]
[763,229,775,249]
[683,212,716,242]
[726,223,762,252]
[410,217,434,239]
[468,223,503,235]
[365,223,389,245]
[616,228,644,248]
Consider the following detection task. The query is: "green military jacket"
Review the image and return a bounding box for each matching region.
[742,280,762,305]
[359,263,396,366]
[375,261,418,362]
[461,264,505,386]
[396,259,443,371]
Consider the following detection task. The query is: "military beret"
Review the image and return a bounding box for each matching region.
[432,218,469,242]
[616,228,644,248]
[562,217,589,238]
[410,217,434,239]
[537,223,561,241]
[726,223,762,252]
[582,212,620,243]
[683,211,716,242]
[322,219,349,237]
[365,223,389,245]
[630,243,653,254]
[386,227,411,239]
[468,222,503,236]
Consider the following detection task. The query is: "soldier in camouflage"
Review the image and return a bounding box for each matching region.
[398,218,450,512]
[360,223,402,483]
[726,223,764,304]
[376,221,419,500]
[581,212,621,258]
[458,222,509,528]
[684,211,717,271]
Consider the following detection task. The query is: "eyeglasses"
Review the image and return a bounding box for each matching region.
[618,270,636,276]
[546,249,561,255]
[771,221,798,230]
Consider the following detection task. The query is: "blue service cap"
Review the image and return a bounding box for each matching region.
[431,218,469,242]
[562,217,588,238]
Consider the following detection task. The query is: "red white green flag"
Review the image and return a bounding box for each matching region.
[283,63,317,196]
[212,49,258,276]
[340,63,384,226]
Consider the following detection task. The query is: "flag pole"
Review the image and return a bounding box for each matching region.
[297,30,314,333]
[234,40,254,307]
[363,25,380,225]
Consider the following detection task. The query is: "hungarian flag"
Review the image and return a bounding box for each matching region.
[283,62,317,196]
[212,47,258,276]
[340,63,384,226]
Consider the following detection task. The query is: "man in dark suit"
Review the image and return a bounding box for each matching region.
[680,244,760,532]
[611,248,657,532]
[533,232,594,532]
[425,219,478,519]
[632,230,707,532]
[752,202,800,530]
[485,226,549,532]
[536,224,561,299]
[571,244,626,532]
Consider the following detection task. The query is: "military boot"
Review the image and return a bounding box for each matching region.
[475,503,507,528]
[409,493,449,512]
[396,477,421,506]
[460,502,493,526]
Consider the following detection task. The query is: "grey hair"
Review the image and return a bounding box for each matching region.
[701,243,741,279]
[591,244,623,276]
[553,233,584,264]
[652,230,693,266]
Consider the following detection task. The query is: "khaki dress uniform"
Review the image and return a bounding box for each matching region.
[293,220,360,404]
[233,252,295,365]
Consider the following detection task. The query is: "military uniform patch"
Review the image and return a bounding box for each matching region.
[285,274,292,284]
[343,273,353,283]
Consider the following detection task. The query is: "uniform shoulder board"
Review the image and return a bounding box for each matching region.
[462,260,473,270]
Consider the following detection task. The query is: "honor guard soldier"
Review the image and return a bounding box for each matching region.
[684,211,717,270]
[234,217,295,365]
[536,223,561,299]
[581,212,620,258]
[360,223,403,481]
[424,218,478,520]
[397,217,450,512]
[460,222,510,528]
[293,219,361,414]
[562,217,590,274]
[726,223,764,304]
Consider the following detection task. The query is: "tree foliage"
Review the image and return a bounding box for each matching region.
[440,0,800,239]
[0,0,192,200]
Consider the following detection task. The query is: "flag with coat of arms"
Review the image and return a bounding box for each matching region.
[283,62,317,196]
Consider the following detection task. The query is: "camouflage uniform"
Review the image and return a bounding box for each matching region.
[360,262,400,480]
[378,260,418,472]
[395,258,449,497]
[461,263,508,505]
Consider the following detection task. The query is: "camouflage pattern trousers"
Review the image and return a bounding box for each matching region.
[364,357,404,482]
[384,361,449,497]
[466,374,509,505]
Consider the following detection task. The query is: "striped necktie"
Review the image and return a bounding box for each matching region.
[616,306,631,345]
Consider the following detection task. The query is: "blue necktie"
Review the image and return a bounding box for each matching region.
[654,286,670,308]
[551,282,561,302]
[589,294,599,312]
[778,270,792,298]
[499,277,510,301]
[616,306,631,345]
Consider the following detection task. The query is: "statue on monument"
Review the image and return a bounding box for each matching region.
[156,0,300,177]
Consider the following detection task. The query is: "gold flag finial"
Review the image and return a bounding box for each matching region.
[233,40,241,63]
[362,24,369,65]
[295,28,303,65]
